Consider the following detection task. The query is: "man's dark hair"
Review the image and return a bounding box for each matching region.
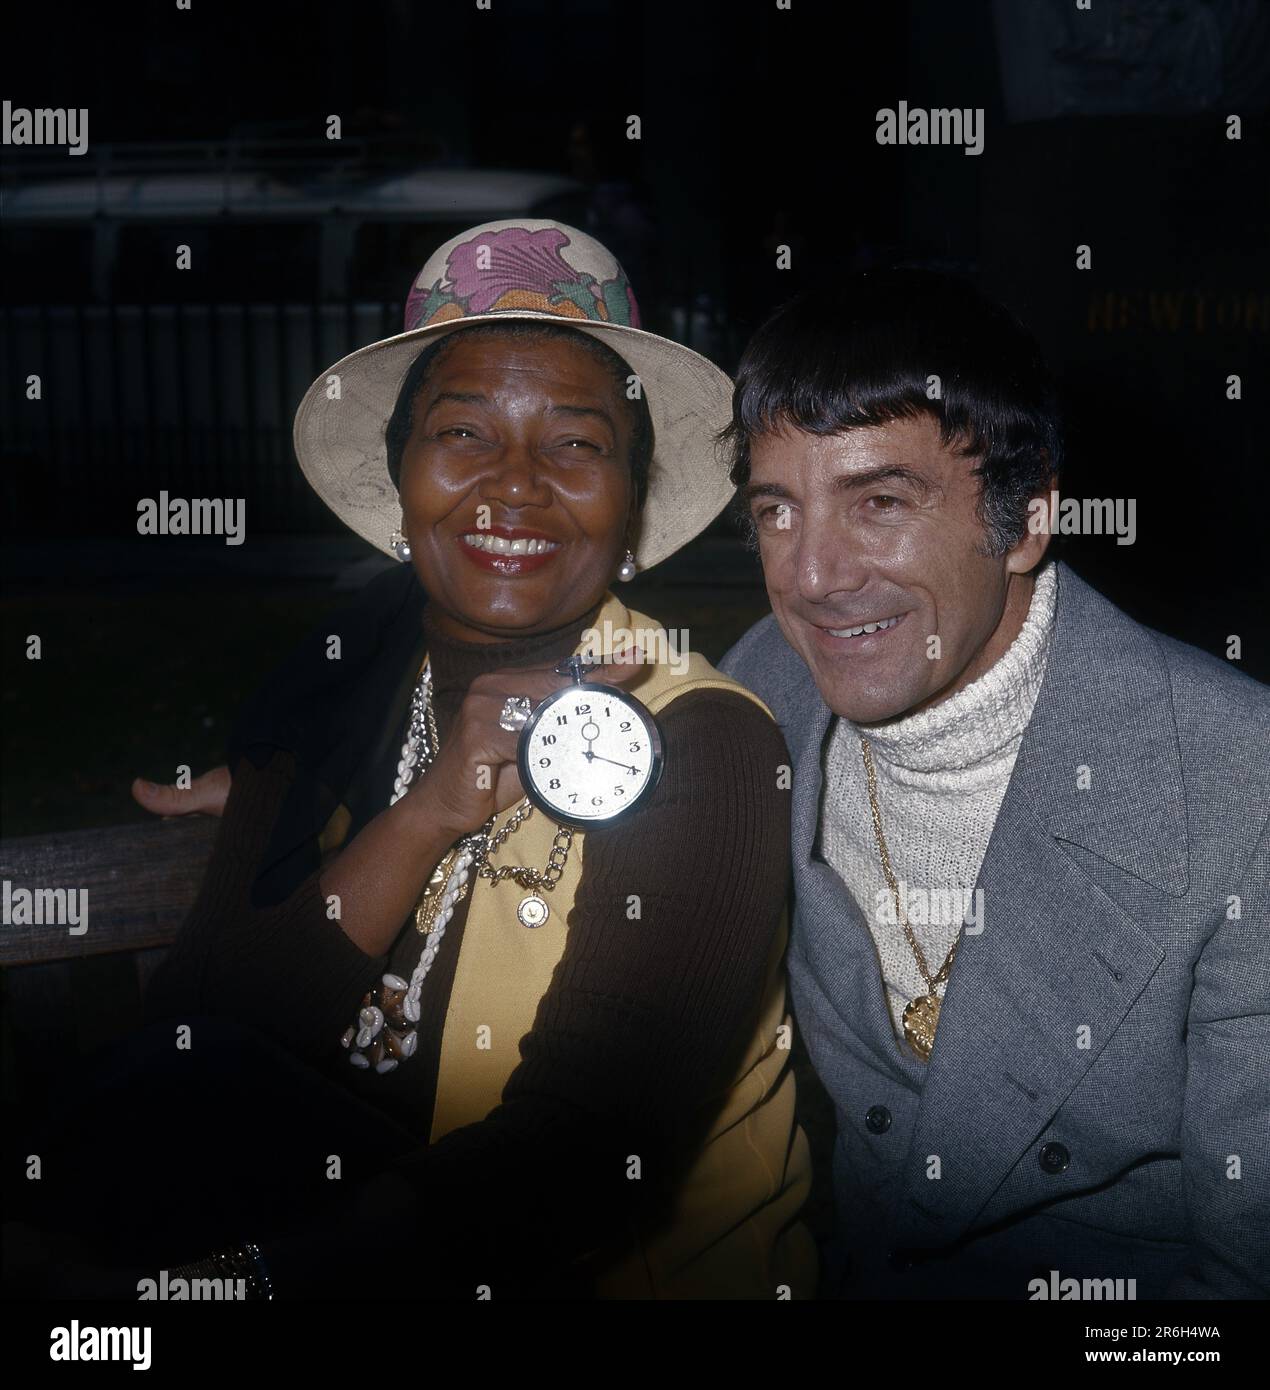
[721,269,1062,556]
[385,320,654,510]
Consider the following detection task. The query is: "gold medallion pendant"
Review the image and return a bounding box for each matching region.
[902,993,941,1062]
[516,894,550,928]
[415,850,459,934]
[860,736,958,1066]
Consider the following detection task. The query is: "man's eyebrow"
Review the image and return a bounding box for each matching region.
[833,465,938,497]
[740,467,936,506]
[740,482,792,505]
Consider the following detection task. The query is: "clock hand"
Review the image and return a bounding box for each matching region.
[589,753,640,772]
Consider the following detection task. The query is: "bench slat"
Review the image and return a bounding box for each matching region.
[0,818,218,966]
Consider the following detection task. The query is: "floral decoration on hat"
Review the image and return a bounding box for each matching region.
[404,225,641,333]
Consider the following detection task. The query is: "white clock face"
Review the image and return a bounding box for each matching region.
[519,684,661,824]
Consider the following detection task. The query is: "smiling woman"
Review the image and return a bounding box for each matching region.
[388,322,652,640]
[6,220,816,1302]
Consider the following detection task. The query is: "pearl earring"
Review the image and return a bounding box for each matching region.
[617,549,637,582]
[390,528,412,563]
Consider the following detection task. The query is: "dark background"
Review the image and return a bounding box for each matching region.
[2,0,1268,838]
[1,0,1267,1305]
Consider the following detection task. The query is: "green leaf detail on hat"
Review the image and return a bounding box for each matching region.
[597,276,637,327]
[404,282,454,332]
[548,276,603,320]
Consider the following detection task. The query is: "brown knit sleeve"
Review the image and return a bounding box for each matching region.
[142,748,389,1062]
[342,686,794,1292]
[508,684,793,1158]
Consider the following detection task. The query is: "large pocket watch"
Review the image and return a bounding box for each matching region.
[517,654,664,828]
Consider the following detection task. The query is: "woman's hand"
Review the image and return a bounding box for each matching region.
[131,766,231,819]
[323,647,642,959]
[413,650,643,841]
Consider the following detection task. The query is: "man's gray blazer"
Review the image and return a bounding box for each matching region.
[720,561,1269,1298]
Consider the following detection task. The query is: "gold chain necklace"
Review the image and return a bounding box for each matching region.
[415,800,574,934]
[859,735,958,1062]
[413,657,573,934]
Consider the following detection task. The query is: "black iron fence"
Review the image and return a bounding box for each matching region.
[2,301,406,536]
[1,296,741,539]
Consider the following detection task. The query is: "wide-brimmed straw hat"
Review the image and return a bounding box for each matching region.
[293,219,734,569]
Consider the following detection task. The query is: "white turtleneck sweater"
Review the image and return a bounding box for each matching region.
[817,562,1059,1045]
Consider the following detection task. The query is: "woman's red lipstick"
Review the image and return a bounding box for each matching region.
[455,524,564,575]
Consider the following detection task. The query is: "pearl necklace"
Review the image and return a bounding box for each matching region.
[390,659,439,805]
[342,836,480,1072]
[340,655,570,1073]
[343,657,457,1071]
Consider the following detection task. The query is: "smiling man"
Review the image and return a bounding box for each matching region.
[719,269,1270,1299]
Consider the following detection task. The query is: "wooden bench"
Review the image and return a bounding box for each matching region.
[0,817,218,1106]
[1,810,841,1251]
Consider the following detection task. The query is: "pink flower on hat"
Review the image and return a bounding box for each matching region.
[447,226,575,312]
[404,224,640,332]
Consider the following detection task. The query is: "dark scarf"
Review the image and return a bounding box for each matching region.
[226,562,595,908]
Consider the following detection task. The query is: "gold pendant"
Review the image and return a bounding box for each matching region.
[415,851,458,934]
[516,894,550,928]
[902,993,941,1062]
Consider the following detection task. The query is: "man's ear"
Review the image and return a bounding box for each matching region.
[1005,471,1059,576]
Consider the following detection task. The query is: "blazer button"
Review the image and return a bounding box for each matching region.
[865,1105,892,1134]
[1038,1141,1071,1174]
[887,1248,916,1272]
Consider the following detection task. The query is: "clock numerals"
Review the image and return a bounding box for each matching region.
[526,688,658,823]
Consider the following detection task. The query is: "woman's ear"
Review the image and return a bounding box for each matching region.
[624,496,640,553]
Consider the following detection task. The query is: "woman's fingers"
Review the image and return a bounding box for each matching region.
[417,647,647,836]
[468,645,647,704]
[583,645,647,685]
[131,765,232,819]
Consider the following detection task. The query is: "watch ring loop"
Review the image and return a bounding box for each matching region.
[498,696,534,733]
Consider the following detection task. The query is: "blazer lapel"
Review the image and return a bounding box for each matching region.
[892,804,1165,1248]
[788,673,928,1089]
[893,563,1184,1246]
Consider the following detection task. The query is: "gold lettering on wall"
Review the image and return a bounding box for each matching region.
[1087,291,1269,334]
